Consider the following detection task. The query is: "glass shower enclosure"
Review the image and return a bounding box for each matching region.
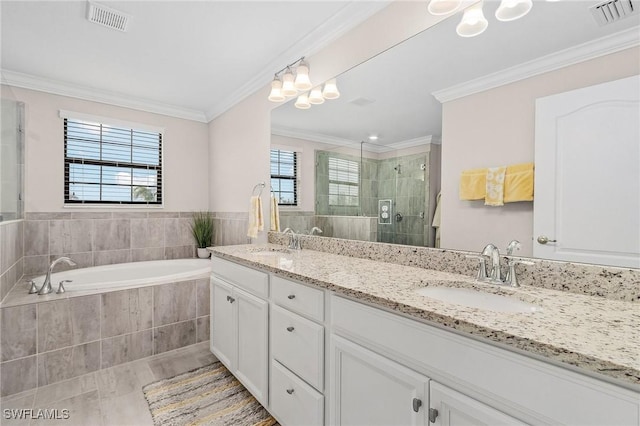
[0,99,25,222]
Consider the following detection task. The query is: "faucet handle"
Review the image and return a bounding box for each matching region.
[465,254,488,280]
[28,280,39,294]
[505,259,534,287]
[57,280,72,294]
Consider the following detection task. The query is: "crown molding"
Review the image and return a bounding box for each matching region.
[432,27,640,103]
[1,69,208,122]
[272,125,437,153]
[204,1,392,122]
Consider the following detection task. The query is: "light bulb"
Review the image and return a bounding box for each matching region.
[294,60,312,91]
[268,77,285,102]
[456,2,488,38]
[281,68,298,97]
[427,0,462,15]
[322,79,340,100]
[495,0,532,21]
[308,87,325,104]
[295,93,311,109]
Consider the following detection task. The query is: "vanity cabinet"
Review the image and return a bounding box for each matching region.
[330,334,429,426]
[429,382,526,426]
[210,260,269,406]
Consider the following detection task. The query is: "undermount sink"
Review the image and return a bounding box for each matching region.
[246,247,291,256]
[415,286,542,313]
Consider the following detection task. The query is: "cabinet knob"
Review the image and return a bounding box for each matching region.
[412,398,422,413]
[286,388,294,395]
[287,294,296,299]
[226,295,235,303]
[286,326,295,332]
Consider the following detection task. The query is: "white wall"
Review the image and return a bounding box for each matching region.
[440,47,640,256]
[3,86,209,212]
[208,1,450,236]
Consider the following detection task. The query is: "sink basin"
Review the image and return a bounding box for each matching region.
[246,247,291,256]
[415,286,542,313]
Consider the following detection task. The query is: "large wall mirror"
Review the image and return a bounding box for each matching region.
[270,1,639,265]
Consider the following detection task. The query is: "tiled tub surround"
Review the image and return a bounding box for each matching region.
[0,276,210,397]
[0,220,24,301]
[212,243,640,388]
[269,232,640,303]
[21,211,198,280]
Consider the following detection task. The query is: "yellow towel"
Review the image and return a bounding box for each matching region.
[485,166,507,206]
[459,168,486,200]
[504,162,534,202]
[270,194,280,232]
[247,196,263,239]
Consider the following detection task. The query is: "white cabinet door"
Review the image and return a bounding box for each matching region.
[211,276,235,370]
[534,75,640,268]
[429,382,526,426]
[235,286,269,405]
[330,335,429,426]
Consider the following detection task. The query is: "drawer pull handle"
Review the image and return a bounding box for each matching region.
[286,388,295,395]
[286,326,295,332]
[226,296,235,303]
[287,294,296,299]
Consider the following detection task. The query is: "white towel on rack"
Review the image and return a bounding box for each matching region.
[270,193,280,232]
[247,195,264,239]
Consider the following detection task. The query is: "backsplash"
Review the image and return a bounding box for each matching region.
[268,232,640,302]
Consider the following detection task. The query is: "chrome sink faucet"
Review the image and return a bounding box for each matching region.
[309,227,323,236]
[466,241,533,287]
[32,256,77,295]
[282,228,301,250]
[482,243,502,283]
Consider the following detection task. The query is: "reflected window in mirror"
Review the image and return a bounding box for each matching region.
[328,156,359,207]
[270,149,297,206]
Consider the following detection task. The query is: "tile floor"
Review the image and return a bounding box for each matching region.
[0,342,217,426]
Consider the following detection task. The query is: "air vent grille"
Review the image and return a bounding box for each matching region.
[590,0,637,26]
[348,97,376,107]
[87,1,131,32]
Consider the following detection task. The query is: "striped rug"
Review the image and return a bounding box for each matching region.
[143,362,278,426]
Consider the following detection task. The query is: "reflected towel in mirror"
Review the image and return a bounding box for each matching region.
[247,195,264,239]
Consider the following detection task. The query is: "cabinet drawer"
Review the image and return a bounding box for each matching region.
[271,305,324,391]
[270,359,323,426]
[211,256,268,298]
[271,275,324,322]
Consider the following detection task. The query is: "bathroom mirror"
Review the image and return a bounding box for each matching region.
[270,1,640,259]
[0,96,25,222]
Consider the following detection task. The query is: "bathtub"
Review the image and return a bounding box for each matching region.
[34,258,212,292]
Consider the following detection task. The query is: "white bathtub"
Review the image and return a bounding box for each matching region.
[35,259,212,292]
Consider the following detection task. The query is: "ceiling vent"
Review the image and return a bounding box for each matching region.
[348,97,376,107]
[86,2,131,32]
[590,0,638,26]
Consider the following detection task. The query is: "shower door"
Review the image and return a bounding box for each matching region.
[377,153,428,246]
[0,99,25,222]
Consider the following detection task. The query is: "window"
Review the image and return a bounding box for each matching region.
[270,149,297,206]
[64,118,162,205]
[328,156,359,206]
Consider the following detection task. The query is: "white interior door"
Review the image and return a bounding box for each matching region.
[534,75,640,268]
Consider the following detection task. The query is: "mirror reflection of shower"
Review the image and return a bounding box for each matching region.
[0,99,25,222]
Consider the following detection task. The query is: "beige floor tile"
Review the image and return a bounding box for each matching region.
[34,373,97,406]
[95,360,154,399]
[30,390,102,426]
[100,390,153,426]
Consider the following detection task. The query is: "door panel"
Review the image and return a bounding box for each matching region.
[210,276,235,370]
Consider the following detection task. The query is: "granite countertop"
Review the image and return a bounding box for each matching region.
[210,244,640,389]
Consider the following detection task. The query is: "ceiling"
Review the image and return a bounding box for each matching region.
[271,0,640,149]
[0,0,389,122]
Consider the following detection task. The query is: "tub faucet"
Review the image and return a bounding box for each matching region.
[37,257,77,295]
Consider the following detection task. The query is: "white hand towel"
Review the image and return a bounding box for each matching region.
[247,195,264,239]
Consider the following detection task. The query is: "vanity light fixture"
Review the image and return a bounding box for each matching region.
[368,135,379,141]
[456,1,488,37]
[294,59,312,91]
[281,67,298,97]
[322,79,341,100]
[295,93,311,109]
[268,76,285,102]
[431,0,541,38]
[427,0,462,15]
[308,87,325,104]
[495,0,533,21]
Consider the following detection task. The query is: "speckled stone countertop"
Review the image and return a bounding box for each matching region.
[210,244,640,389]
